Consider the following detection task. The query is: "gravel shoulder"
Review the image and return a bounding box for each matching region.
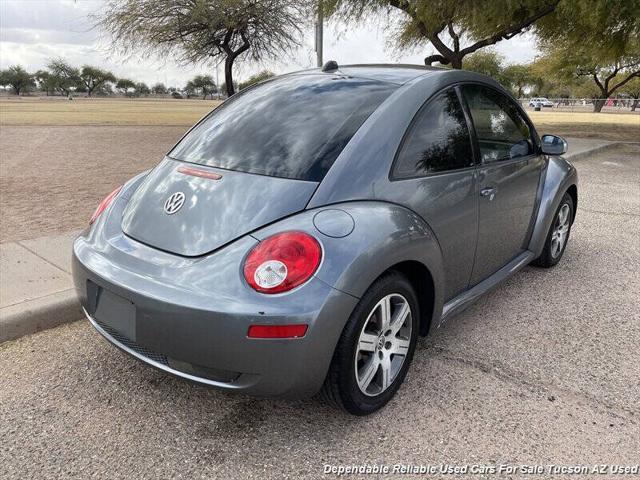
[1,145,638,479]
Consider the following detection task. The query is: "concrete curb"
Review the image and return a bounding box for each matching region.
[564,141,621,161]
[0,139,632,344]
[0,289,82,343]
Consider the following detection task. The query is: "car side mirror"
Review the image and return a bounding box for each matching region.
[540,134,568,155]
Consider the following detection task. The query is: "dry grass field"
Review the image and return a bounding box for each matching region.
[0,97,640,141]
[0,97,221,126]
[527,109,639,141]
[1,96,638,140]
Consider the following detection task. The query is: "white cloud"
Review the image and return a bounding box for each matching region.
[0,0,539,88]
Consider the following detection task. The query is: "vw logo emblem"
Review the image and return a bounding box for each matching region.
[163,192,185,215]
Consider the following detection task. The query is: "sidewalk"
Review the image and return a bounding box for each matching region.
[0,231,82,342]
[0,137,624,343]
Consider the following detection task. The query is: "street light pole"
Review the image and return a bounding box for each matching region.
[315,3,323,67]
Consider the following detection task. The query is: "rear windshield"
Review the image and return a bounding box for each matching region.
[169,74,397,181]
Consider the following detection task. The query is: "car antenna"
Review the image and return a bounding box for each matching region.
[321,60,339,72]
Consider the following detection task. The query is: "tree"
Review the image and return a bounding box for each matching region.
[219,80,238,96]
[33,70,56,95]
[80,65,116,96]
[188,74,216,99]
[97,0,309,97]
[462,50,505,82]
[534,0,640,61]
[152,82,167,94]
[539,40,640,112]
[527,53,581,98]
[503,64,532,98]
[531,0,640,111]
[325,0,560,69]
[135,82,150,96]
[620,77,640,111]
[239,70,276,90]
[47,58,81,96]
[94,82,115,96]
[116,78,136,96]
[184,81,196,99]
[326,0,640,70]
[570,77,600,100]
[0,65,34,95]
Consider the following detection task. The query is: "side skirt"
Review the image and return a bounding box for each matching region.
[439,250,536,325]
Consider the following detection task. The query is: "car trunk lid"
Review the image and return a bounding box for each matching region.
[121,158,317,257]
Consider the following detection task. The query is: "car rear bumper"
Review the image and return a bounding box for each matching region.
[84,307,261,388]
[72,230,358,398]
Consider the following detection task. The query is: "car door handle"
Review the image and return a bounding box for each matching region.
[480,187,497,200]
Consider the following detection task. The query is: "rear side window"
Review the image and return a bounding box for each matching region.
[462,84,533,163]
[392,89,474,179]
[169,74,397,182]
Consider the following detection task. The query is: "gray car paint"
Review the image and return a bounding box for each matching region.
[72,65,577,397]
[470,154,543,285]
[121,158,318,256]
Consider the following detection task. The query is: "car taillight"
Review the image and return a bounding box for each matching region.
[243,231,322,294]
[89,186,122,225]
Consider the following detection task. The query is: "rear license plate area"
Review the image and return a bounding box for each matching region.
[92,285,137,341]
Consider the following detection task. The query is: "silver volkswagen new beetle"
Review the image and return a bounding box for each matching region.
[73,63,577,415]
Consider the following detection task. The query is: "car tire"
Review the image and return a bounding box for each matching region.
[320,271,419,415]
[532,192,574,268]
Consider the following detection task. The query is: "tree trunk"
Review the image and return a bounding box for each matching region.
[593,99,606,112]
[450,56,462,69]
[632,99,639,112]
[224,56,235,97]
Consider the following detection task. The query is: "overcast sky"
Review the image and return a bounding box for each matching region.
[0,0,539,88]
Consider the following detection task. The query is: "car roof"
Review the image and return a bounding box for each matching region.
[292,63,446,85]
[337,64,445,84]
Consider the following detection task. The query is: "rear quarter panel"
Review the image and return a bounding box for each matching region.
[252,201,446,332]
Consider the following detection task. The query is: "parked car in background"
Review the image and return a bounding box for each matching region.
[529,97,554,107]
[73,63,577,415]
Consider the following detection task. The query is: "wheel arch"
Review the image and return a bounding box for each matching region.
[529,157,578,256]
[388,260,436,336]
[566,184,578,223]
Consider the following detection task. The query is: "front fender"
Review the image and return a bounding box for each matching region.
[252,201,445,329]
[529,156,578,256]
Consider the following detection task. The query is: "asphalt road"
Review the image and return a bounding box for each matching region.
[1,145,638,479]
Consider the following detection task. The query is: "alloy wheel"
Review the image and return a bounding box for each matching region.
[354,294,412,396]
[551,203,571,259]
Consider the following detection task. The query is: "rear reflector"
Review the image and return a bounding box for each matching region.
[177,165,222,180]
[247,324,308,339]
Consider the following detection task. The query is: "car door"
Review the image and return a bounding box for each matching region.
[461,84,544,286]
[387,88,478,301]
